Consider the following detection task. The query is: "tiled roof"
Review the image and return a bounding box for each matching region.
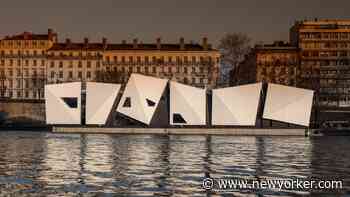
[48,43,217,51]
[2,32,56,41]
[48,43,105,51]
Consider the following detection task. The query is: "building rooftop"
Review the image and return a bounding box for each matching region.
[48,42,217,51]
[254,41,298,51]
[2,29,57,41]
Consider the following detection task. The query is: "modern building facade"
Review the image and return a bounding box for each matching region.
[290,19,350,107]
[45,74,314,127]
[0,30,220,100]
[237,19,350,108]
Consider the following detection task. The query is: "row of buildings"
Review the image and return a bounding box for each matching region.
[0,29,220,100]
[235,19,350,108]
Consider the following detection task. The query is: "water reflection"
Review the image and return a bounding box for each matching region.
[0,132,348,196]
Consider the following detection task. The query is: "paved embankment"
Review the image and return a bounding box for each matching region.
[52,127,307,136]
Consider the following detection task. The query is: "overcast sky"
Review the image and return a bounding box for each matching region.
[0,0,349,46]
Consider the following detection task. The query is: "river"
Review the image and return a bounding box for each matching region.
[0,131,349,196]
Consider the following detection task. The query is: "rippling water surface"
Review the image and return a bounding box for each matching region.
[0,131,349,196]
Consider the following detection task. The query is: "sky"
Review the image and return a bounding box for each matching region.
[0,0,349,47]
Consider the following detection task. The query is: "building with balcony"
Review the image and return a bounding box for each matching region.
[0,29,220,100]
[290,19,350,107]
[0,29,57,100]
[234,41,299,87]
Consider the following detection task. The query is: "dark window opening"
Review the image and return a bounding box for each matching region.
[61,97,78,108]
[123,97,131,107]
[146,99,156,107]
[173,113,186,124]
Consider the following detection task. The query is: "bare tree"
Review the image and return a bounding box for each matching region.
[218,33,251,86]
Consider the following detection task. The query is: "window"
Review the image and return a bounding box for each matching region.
[33,60,37,66]
[129,56,133,63]
[59,71,63,78]
[25,91,29,98]
[50,61,55,68]
[168,56,172,63]
[69,71,73,78]
[17,69,21,77]
[78,71,82,78]
[87,71,91,78]
[146,99,156,107]
[113,56,117,62]
[173,113,186,123]
[123,97,131,107]
[192,56,196,64]
[61,97,78,108]
[59,61,63,68]
[78,61,82,68]
[41,60,45,66]
[69,61,73,68]
[25,60,29,66]
[137,56,141,63]
[87,61,91,68]
[145,56,149,63]
[50,71,55,78]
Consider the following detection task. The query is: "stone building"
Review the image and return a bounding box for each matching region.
[103,37,220,88]
[290,19,350,107]
[234,41,299,87]
[0,30,220,101]
[46,38,105,84]
[0,29,57,100]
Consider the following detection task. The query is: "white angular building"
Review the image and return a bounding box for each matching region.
[44,82,81,124]
[116,74,168,125]
[212,83,262,126]
[170,81,207,125]
[85,82,121,125]
[263,83,314,126]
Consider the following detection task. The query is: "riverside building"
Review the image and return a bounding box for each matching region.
[0,29,220,100]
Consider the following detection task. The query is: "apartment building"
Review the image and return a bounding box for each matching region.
[0,29,57,100]
[234,41,299,87]
[290,19,350,107]
[0,29,220,100]
[103,38,220,88]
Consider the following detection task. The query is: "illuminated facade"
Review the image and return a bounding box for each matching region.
[0,29,57,100]
[290,19,350,107]
[0,30,220,101]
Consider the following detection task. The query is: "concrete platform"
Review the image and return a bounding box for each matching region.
[52,127,307,136]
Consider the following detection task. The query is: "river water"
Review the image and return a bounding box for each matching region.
[0,131,349,196]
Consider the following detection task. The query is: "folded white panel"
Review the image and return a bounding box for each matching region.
[170,82,206,125]
[263,83,314,126]
[116,74,168,125]
[45,82,81,124]
[212,83,262,126]
[86,82,121,125]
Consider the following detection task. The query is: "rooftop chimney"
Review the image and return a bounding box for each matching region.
[122,40,127,45]
[84,37,89,47]
[156,37,161,50]
[65,38,71,47]
[102,37,107,49]
[202,37,208,51]
[180,37,185,50]
[133,38,138,49]
[48,28,55,41]
[23,32,31,40]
